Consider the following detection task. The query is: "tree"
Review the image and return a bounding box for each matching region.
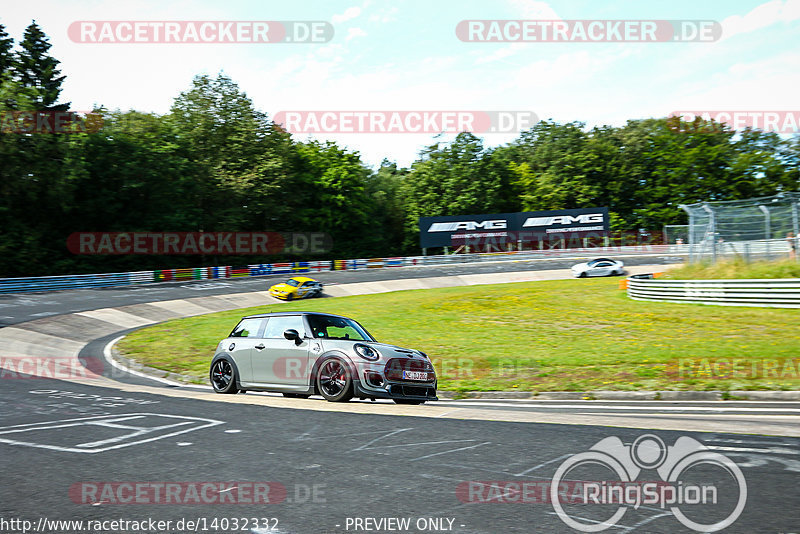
[0,23,14,85]
[292,140,378,257]
[400,132,519,250]
[366,160,409,254]
[169,73,286,232]
[15,21,68,110]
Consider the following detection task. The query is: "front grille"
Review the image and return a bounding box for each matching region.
[384,358,435,382]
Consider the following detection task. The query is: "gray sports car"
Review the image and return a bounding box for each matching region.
[571,257,625,278]
[210,312,437,404]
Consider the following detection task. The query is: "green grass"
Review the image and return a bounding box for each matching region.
[117,278,800,392]
[663,258,800,279]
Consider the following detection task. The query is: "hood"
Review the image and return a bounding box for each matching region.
[318,339,426,359]
[366,341,424,357]
[270,283,294,291]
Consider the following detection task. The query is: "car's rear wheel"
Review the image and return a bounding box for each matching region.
[282,393,311,399]
[316,357,353,402]
[210,357,239,394]
[393,399,424,405]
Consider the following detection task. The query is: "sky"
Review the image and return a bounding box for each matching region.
[3,0,799,167]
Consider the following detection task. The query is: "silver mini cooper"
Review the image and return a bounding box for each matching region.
[210,312,437,404]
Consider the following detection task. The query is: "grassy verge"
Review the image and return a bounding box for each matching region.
[117,278,800,392]
[663,258,800,279]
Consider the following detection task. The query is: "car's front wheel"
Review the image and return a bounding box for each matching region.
[315,357,353,402]
[577,272,587,278]
[210,357,239,394]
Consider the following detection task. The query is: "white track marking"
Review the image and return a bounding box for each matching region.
[103,335,211,389]
[410,441,491,461]
[0,413,223,453]
[514,454,575,476]
[439,401,800,412]
[351,428,413,451]
[706,445,799,454]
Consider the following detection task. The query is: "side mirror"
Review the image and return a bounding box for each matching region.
[283,329,301,345]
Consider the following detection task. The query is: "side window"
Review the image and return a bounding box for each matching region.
[263,316,306,338]
[325,324,360,340]
[230,318,264,338]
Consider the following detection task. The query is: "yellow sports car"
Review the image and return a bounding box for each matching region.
[268,276,324,300]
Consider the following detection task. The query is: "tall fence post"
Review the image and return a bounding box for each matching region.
[702,205,716,264]
[792,198,800,262]
[759,205,771,261]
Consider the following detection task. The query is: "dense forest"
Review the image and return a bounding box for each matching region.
[1,21,798,277]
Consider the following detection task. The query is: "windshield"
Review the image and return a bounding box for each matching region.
[286,279,300,287]
[306,315,374,341]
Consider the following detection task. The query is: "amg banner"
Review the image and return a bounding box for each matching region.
[418,208,609,248]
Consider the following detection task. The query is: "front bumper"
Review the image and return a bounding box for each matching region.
[354,358,438,401]
[354,379,438,401]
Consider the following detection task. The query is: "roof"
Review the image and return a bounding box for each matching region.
[287,276,318,282]
[242,311,348,320]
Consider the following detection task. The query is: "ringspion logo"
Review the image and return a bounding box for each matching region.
[551,434,746,532]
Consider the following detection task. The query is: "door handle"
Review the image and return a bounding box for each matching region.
[254,344,265,350]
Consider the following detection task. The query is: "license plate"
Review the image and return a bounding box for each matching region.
[403,371,429,381]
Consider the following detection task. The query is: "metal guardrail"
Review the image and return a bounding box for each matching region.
[0,245,678,294]
[627,275,800,308]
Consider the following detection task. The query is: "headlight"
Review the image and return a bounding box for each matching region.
[354,343,379,361]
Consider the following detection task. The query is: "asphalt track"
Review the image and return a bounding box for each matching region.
[0,253,683,325]
[1,254,799,533]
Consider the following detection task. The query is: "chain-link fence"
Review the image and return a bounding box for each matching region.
[663,224,689,245]
[679,192,800,263]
